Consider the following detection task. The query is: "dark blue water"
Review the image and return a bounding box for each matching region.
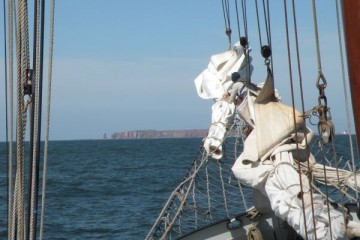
[0,138,203,239]
[0,135,357,239]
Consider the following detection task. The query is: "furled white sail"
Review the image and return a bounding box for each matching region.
[203,100,235,159]
[196,42,254,159]
[194,43,252,100]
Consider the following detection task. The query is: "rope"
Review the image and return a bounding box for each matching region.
[235,122,249,210]
[281,5,309,237]
[192,160,198,228]
[205,164,213,220]
[254,0,263,48]
[241,0,248,38]
[14,0,25,237]
[264,0,274,72]
[335,0,358,201]
[254,0,270,47]
[3,3,10,239]
[320,157,334,239]
[29,0,41,238]
[218,160,230,218]
[39,1,55,239]
[234,0,241,41]
[146,123,243,240]
[11,1,31,239]
[247,225,263,240]
[221,0,232,47]
[3,0,8,143]
[6,0,15,238]
[261,0,270,45]
[329,141,348,220]
[222,0,231,30]
[311,0,323,74]
[312,1,345,238]
[145,149,205,240]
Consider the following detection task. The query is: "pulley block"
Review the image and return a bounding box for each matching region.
[261,45,271,59]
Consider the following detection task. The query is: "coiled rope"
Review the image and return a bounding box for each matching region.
[247,225,263,240]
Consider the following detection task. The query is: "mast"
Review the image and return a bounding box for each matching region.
[342,1,360,149]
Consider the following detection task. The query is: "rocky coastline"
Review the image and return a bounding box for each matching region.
[110,129,208,139]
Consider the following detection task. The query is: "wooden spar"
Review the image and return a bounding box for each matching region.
[342,1,360,149]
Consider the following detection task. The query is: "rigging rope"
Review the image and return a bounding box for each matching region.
[310,0,331,144]
[261,0,270,46]
[191,173,198,227]
[234,0,241,42]
[264,0,273,72]
[281,2,310,239]
[13,1,32,238]
[255,0,273,74]
[221,0,232,48]
[4,0,15,239]
[218,160,230,218]
[146,123,242,240]
[254,0,270,49]
[7,1,15,238]
[5,0,53,238]
[205,163,213,220]
[311,0,323,74]
[335,0,358,201]
[313,0,348,235]
[39,1,55,238]
[28,0,41,238]
[241,0,248,38]
[3,0,8,147]
[254,0,263,48]
[2,4,9,233]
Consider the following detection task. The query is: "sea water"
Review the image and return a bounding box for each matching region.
[0,138,202,239]
[0,135,357,239]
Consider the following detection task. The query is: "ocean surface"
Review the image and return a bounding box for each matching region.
[0,135,357,239]
[0,138,203,240]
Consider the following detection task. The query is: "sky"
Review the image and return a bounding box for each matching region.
[0,0,355,140]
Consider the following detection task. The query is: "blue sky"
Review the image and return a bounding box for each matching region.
[1,1,354,140]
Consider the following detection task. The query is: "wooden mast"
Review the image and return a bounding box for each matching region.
[342,1,360,148]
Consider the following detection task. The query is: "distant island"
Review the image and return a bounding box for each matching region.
[105,128,355,140]
[109,129,208,139]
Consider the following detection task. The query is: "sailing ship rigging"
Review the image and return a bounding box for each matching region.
[2,0,56,239]
[146,0,360,239]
